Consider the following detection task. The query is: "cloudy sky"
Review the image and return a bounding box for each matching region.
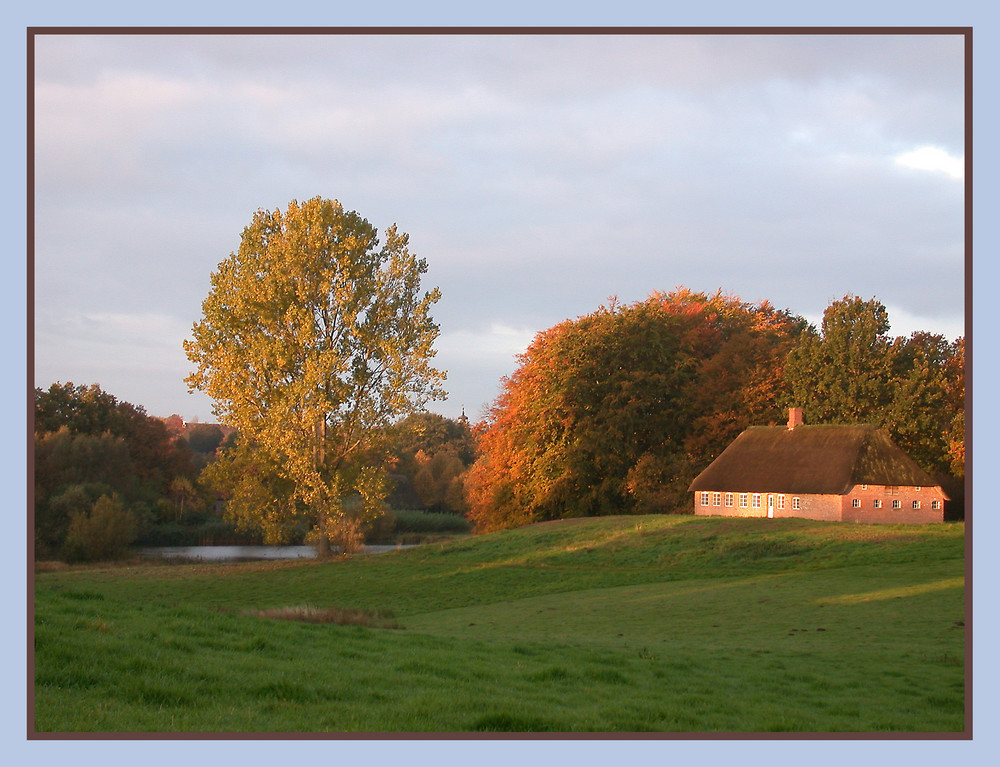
[33,32,966,423]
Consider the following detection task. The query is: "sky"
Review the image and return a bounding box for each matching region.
[32,32,966,423]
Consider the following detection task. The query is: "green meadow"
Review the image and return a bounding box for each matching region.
[32,515,966,733]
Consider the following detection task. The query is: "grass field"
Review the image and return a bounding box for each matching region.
[32,515,967,734]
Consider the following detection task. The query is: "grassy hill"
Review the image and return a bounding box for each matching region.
[32,515,966,733]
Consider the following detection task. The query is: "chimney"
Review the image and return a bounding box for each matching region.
[787,407,804,430]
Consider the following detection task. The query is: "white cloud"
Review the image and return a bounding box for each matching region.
[800,307,963,343]
[436,323,536,363]
[885,305,965,342]
[894,146,964,180]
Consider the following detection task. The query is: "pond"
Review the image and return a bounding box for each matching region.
[138,544,413,562]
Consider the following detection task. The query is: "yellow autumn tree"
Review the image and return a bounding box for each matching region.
[185,198,445,554]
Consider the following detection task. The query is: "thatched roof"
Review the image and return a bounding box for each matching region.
[688,425,941,495]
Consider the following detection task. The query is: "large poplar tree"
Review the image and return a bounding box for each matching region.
[185,198,445,553]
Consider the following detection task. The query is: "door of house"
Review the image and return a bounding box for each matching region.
[767,494,775,519]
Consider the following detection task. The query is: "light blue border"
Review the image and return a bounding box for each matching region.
[9,2,995,765]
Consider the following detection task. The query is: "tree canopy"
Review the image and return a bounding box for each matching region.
[33,382,200,559]
[385,412,477,513]
[466,291,964,532]
[782,295,963,476]
[464,290,808,531]
[185,197,445,552]
[34,382,193,492]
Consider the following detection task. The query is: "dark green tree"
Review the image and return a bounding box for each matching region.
[185,424,225,455]
[384,412,476,512]
[33,383,199,558]
[783,296,962,475]
[34,382,194,491]
[783,296,897,424]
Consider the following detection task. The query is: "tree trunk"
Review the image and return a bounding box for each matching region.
[313,413,333,558]
[314,505,333,557]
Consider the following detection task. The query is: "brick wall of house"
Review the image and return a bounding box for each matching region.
[693,487,944,523]
[840,484,945,523]
[771,493,842,521]
[693,491,841,520]
[693,491,763,517]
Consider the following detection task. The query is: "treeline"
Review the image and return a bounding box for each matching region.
[33,383,475,561]
[464,290,964,532]
[33,383,225,561]
[33,288,965,554]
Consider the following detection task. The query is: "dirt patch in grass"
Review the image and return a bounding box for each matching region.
[35,561,71,572]
[245,605,403,629]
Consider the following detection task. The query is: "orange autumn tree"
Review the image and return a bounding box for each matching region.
[465,290,808,531]
[943,336,965,478]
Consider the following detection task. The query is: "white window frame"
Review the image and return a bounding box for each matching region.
[892,500,902,509]
[792,497,801,509]
[932,500,941,510]
[713,492,722,507]
[777,495,785,510]
[739,493,748,508]
[873,499,882,508]
[725,492,734,508]
[700,492,710,506]
[913,500,921,510]
[752,493,761,509]
[852,499,862,508]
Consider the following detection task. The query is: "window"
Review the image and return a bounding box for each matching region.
[861,484,868,490]
[752,494,761,509]
[873,499,882,508]
[739,493,748,508]
[932,500,941,510]
[852,499,862,508]
[885,486,899,495]
[792,497,800,510]
[892,500,901,509]
[777,495,785,510]
[915,486,922,492]
[725,493,734,508]
[700,492,710,506]
[912,500,921,509]
[713,492,722,507]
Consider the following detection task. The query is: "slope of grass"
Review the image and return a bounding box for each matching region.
[32,515,966,733]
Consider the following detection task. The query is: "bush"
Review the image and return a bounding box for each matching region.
[136,516,259,546]
[35,482,112,557]
[392,509,472,535]
[62,494,137,562]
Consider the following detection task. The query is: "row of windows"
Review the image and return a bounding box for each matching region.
[699,492,798,510]
[700,492,941,511]
[851,498,941,510]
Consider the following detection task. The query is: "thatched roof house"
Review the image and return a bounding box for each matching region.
[688,409,946,523]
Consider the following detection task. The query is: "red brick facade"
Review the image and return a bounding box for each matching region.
[694,483,945,523]
[839,483,945,523]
